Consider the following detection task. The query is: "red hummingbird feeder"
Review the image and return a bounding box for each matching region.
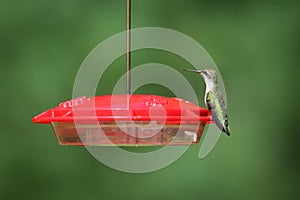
[32,95,211,146]
[32,0,212,146]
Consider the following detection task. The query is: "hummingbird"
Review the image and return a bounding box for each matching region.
[185,69,230,136]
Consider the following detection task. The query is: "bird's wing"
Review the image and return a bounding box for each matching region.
[213,89,230,135]
[206,91,226,132]
[216,89,227,115]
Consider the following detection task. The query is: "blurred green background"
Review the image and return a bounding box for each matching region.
[0,0,299,199]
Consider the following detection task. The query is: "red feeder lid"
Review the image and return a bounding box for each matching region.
[32,94,211,124]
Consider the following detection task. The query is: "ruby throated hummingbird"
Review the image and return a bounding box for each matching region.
[185,69,230,136]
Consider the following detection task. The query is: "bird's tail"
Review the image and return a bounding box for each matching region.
[223,126,230,136]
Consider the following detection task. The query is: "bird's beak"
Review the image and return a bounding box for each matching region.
[184,69,203,73]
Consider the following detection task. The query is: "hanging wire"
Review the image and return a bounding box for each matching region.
[126,0,131,94]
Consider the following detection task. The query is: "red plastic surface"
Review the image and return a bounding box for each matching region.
[32,95,211,124]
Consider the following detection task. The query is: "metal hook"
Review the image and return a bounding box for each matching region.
[126,0,131,94]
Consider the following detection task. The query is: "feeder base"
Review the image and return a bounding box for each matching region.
[51,121,206,146]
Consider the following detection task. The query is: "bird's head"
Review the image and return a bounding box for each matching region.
[185,68,218,83]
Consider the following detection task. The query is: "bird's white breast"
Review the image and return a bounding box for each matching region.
[203,78,214,105]
[204,77,214,92]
